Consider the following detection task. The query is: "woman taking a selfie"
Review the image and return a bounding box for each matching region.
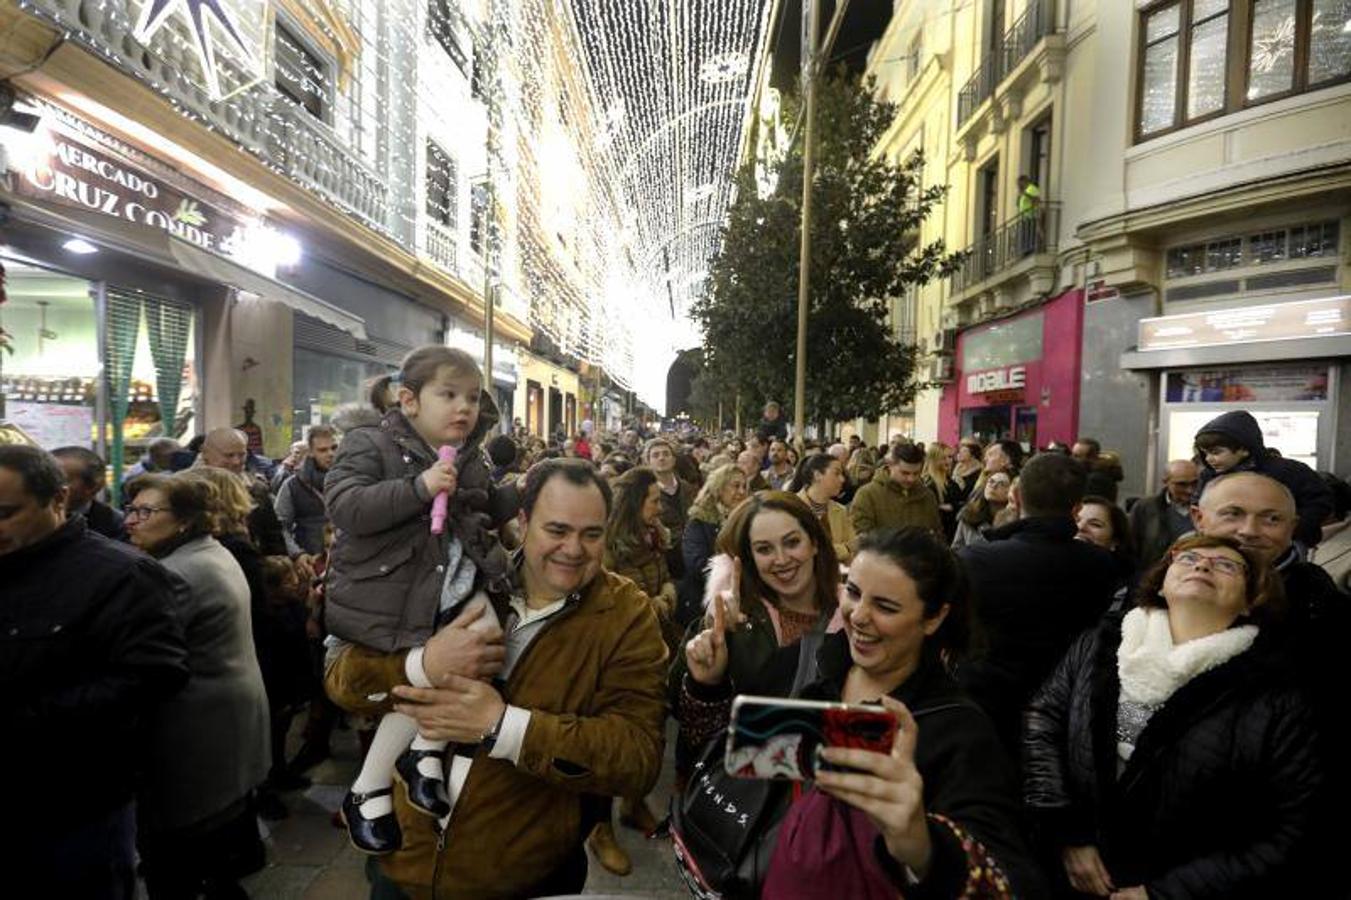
[679,527,1043,898]
[1024,535,1322,898]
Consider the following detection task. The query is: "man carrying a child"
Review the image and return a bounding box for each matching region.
[326,445,668,898]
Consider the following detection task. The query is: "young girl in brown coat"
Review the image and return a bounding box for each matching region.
[324,346,513,854]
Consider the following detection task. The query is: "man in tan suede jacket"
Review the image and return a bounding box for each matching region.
[326,459,668,899]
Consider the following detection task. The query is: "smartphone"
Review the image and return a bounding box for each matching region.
[725,695,898,781]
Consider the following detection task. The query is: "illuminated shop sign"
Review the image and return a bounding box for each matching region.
[1138,295,1350,351]
[17,133,251,252]
[7,114,297,273]
[967,365,1027,395]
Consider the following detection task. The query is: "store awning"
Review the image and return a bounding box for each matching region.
[3,197,367,339]
[1120,333,1351,370]
[167,239,367,339]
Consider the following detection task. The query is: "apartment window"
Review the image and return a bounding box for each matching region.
[1137,1,1351,140]
[977,158,1000,237]
[1248,0,1351,99]
[1139,1,1230,137]
[425,141,457,228]
[905,35,922,82]
[469,181,489,255]
[1164,219,1340,276]
[275,20,332,121]
[1288,220,1340,257]
[1308,0,1351,85]
[1027,117,1052,193]
[428,0,469,76]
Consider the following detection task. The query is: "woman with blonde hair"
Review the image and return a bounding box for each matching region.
[923,441,964,542]
[841,446,877,506]
[179,466,254,538]
[677,463,748,627]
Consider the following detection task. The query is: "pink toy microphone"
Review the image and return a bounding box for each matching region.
[430,445,457,535]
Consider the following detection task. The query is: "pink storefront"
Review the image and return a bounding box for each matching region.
[938,289,1085,450]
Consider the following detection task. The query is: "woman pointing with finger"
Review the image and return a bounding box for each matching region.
[671,492,842,784]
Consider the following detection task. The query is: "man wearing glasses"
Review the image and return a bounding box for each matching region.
[1,445,188,898]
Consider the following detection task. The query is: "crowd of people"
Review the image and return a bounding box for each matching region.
[8,354,1351,898]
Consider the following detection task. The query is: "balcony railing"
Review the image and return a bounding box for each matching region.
[957,57,999,131]
[950,202,1060,295]
[956,0,1057,131]
[424,220,459,274]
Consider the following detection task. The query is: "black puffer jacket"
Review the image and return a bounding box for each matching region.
[1024,613,1324,899]
[1194,410,1333,547]
[324,395,517,652]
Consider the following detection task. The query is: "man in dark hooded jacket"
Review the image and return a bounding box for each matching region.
[1193,409,1332,547]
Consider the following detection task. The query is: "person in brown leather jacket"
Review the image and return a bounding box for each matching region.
[327,459,668,899]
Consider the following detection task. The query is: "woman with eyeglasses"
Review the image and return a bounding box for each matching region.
[124,474,270,898]
[1024,534,1323,899]
[951,471,1012,549]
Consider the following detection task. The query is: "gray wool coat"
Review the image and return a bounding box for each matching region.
[139,535,270,834]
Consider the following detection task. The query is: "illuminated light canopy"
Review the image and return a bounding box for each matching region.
[699,51,752,85]
[565,0,775,395]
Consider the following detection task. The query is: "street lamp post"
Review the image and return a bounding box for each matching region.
[793,0,850,447]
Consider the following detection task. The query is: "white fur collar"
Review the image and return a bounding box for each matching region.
[1117,607,1258,708]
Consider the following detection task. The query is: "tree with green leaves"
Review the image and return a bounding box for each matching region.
[692,73,963,430]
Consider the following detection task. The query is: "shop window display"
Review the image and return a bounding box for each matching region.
[292,346,392,440]
[0,265,99,449]
[0,263,197,496]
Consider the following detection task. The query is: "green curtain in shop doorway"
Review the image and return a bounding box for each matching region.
[145,298,192,440]
[104,291,139,507]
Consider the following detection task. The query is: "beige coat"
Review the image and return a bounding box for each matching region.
[798,489,857,564]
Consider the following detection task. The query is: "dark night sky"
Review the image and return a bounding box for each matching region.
[769,0,895,92]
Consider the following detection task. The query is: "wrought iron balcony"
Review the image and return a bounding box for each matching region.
[957,57,998,131]
[949,202,1060,296]
[956,0,1057,131]
[1001,0,1057,79]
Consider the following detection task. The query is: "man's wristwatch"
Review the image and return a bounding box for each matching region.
[480,706,507,751]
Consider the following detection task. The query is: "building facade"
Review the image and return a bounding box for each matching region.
[0,0,537,481]
[0,0,677,473]
[863,0,1349,495]
[1075,0,1351,494]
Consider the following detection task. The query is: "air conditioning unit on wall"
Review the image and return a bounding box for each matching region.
[927,355,955,384]
[930,328,957,354]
